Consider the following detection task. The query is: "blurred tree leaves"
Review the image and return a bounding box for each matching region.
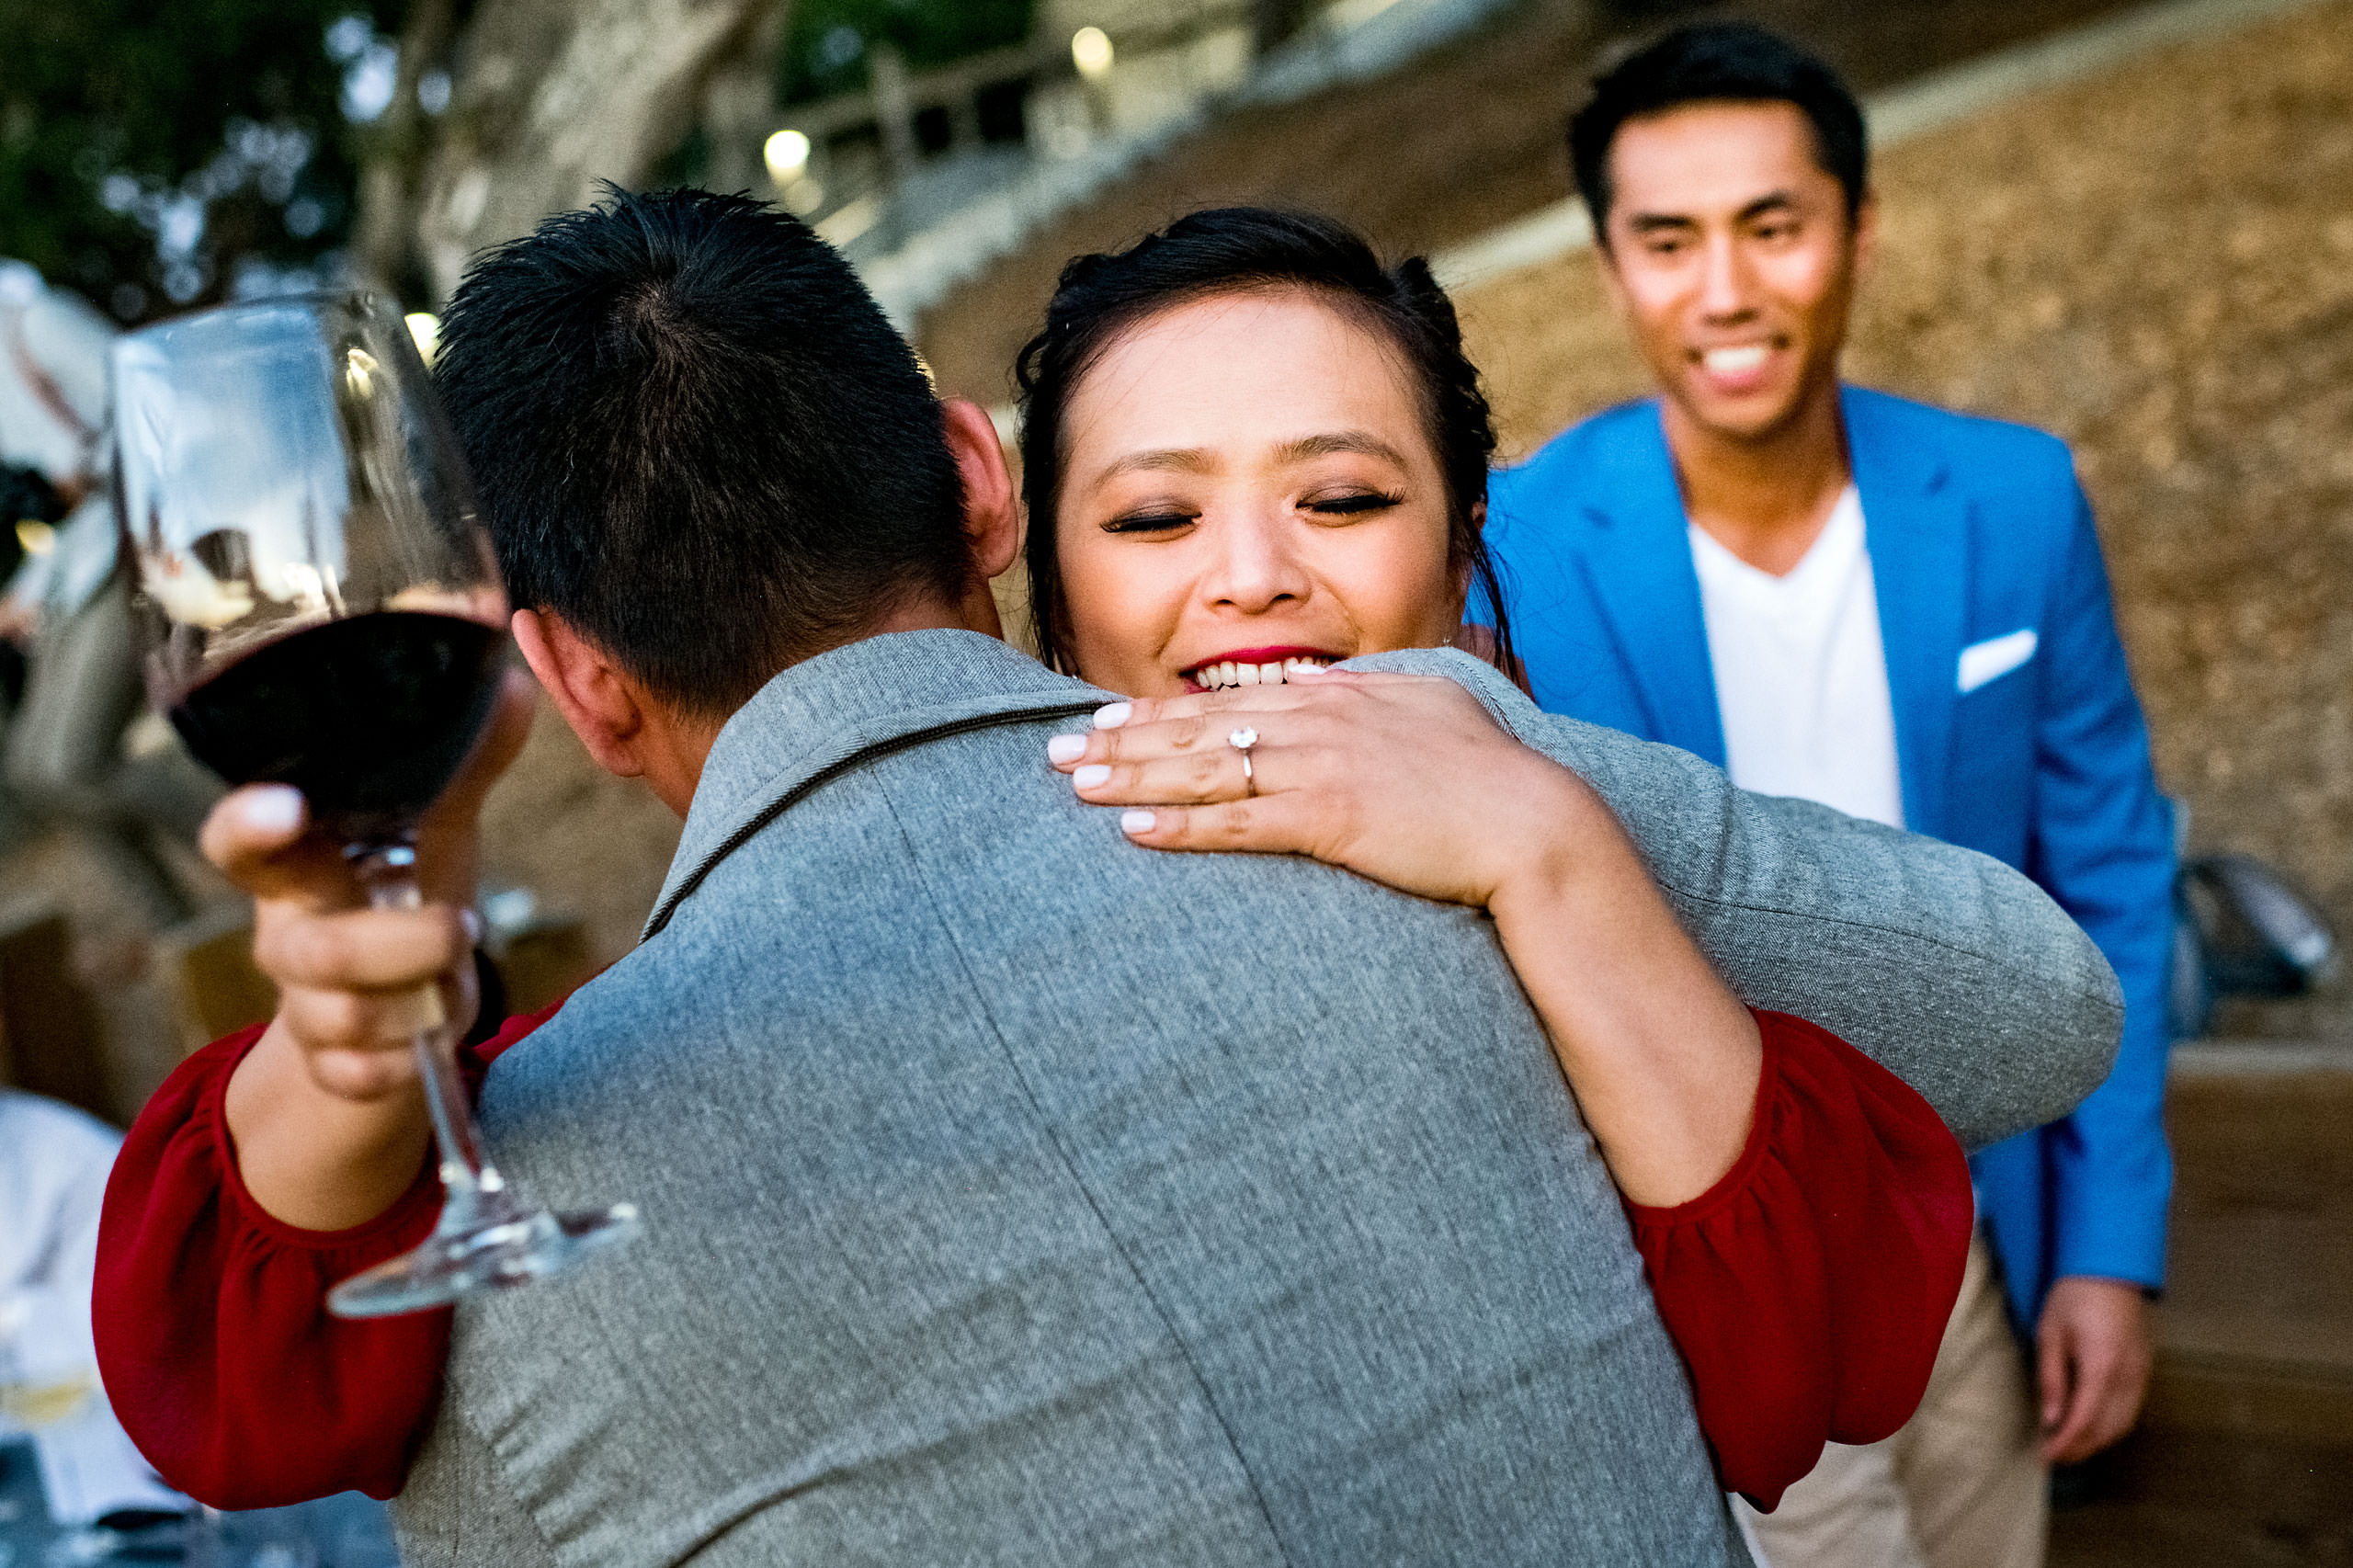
[779,0,1033,105]
[0,0,405,320]
[0,0,1039,318]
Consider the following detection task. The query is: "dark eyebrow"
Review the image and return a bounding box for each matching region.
[1736,191,1801,223]
[1623,191,1802,233]
[1274,431,1413,468]
[1096,448,1214,481]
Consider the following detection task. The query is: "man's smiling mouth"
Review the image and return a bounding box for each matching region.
[1700,344,1771,374]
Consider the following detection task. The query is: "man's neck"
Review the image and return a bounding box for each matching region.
[656,585,1008,818]
[1664,381,1851,578]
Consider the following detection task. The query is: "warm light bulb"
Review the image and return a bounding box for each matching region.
[1072,26,1114,78]
[404,312,440,366]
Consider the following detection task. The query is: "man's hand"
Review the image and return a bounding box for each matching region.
[217,669,535,1230]
[2038,1274,2155,1463]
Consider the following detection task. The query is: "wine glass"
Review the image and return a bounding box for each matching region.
[111,291,639,1318]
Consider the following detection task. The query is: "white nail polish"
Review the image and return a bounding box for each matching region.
[1047,733,1088,765]
[1074,764,1111,790]
[1094,701,1132,730]
[241,784,304,834]
[1121,810,1155,835]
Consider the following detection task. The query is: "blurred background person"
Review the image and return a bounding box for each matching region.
[0,262,214,927]
[1483,25,2175,1568]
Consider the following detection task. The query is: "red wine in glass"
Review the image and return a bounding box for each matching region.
[114,291,637,1317]
[168,609,505,845]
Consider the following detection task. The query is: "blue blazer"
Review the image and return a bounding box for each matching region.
[1486,387,2176,1332]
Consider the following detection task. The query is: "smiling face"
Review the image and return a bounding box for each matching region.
[1597,98,1870,446]
[1051,290,1466,699]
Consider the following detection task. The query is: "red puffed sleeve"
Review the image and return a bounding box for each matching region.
[1628,1009,1972,1512]
[93,1004,557,1509]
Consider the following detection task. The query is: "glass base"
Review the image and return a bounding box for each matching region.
[326,1202,641,1319]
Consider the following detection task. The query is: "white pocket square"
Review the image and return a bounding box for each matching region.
[1958,628,2038,694]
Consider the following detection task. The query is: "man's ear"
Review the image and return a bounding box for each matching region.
[510,608,648,778]
[941,398,1021,581]
[1850,188,1879,278]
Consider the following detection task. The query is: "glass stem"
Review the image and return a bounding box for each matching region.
[350,841,514,1235]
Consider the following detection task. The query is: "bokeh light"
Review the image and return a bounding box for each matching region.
[1071,27,1114,80]
[763,129,813,186]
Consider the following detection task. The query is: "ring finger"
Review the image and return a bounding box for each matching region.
[1069,740,1270,806]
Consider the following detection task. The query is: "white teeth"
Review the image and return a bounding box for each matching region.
[1188,655,1333,688]
[1703,345,1769,374]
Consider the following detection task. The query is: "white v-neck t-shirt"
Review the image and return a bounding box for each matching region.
[1688,485,1906,830]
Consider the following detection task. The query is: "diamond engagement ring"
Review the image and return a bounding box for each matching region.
[1228,726,1258,796]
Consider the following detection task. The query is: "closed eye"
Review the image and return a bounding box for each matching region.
[1304,491,1402,518]
[1101,511,1197,534]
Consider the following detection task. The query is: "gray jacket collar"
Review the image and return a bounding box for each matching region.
[644,630,1104,939]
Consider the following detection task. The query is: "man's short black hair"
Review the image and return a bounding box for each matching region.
[1568,23,1868,235]
[433,187,969,718]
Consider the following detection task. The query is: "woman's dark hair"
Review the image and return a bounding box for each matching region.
[1569,24,1868,235]
[1013,207,1514,678]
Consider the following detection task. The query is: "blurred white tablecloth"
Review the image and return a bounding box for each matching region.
[0,1090,186,1524]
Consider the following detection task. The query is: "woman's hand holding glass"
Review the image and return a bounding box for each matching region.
[1049,669,1766,1210]
[214,670,533,1232]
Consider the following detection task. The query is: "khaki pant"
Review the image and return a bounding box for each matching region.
[1735,1231,2047,1568]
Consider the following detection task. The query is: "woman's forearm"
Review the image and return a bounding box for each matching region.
[223,1019,437,1232]
[1486,784,1762,1209]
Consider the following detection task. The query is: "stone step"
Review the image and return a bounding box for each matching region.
[2056,1040,2353,1562]
[2159,1040,2353,1369]
[2052,1498,2351,1567]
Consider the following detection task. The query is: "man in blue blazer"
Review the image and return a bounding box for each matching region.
[1485,26,2174,1568]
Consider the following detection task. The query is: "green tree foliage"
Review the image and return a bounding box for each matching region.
[0,0,405,320]
[779,0,1034,105]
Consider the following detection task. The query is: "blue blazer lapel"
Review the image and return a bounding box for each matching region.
[1573,402,1725,766]
[1847,388,1967,838]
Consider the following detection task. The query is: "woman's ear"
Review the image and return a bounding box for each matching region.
[941,398,1021,580]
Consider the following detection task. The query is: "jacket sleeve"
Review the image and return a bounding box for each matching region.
[93,1006,557,1509]
[2021,482,2177,1291]
[1347,647,2126,1153]
[1628,1010,1972,1511]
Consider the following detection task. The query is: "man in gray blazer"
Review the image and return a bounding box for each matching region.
[211,190,2118,1566]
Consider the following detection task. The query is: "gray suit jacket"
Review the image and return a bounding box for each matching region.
[392,631,2119,1567]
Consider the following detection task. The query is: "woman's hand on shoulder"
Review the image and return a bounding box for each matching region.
[1045,669,1608,909]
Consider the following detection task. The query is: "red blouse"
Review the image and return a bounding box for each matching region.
[92,1006,1967,1515]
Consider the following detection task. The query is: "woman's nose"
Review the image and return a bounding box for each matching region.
[1201,509,1311,613]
